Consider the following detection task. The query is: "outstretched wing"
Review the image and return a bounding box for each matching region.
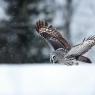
[36,20,71,50]
[65,36,95,58]
[78,56,92,63]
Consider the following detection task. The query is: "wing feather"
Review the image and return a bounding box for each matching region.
[36,20,71,50]
[65,35,95,58]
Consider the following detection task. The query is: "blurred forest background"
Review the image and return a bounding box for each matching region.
[0,0,95,63]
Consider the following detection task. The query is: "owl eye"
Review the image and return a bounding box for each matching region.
[52,55,56,60]
[52,55,59,63]
[50,55,57,63]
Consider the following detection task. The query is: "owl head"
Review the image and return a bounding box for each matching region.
[50,48,67,63]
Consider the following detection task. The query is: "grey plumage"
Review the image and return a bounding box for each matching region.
[50,36,95,65]
[50,48,67,63]
[50,48,78,65]
[65,36,95,58]
[36,20,93,65]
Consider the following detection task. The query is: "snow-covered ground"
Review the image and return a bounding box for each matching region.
[0,64,95,95]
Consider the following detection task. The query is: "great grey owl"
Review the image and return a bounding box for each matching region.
[35,20,94,65]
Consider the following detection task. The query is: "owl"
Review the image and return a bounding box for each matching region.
[35,20,94,65]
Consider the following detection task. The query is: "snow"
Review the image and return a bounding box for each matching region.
[0,64,95,95]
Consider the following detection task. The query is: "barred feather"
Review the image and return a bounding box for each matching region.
[65,35,95,58]
[36,20,71,50]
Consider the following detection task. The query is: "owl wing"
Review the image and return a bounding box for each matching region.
[36,20,71,50]
[65,36,95,58]
[78,56,92,63]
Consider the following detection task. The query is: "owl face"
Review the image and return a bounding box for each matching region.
[50,48,67,63]
[50,53,59,63]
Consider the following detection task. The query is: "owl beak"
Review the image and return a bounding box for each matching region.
[50,58,58,63]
